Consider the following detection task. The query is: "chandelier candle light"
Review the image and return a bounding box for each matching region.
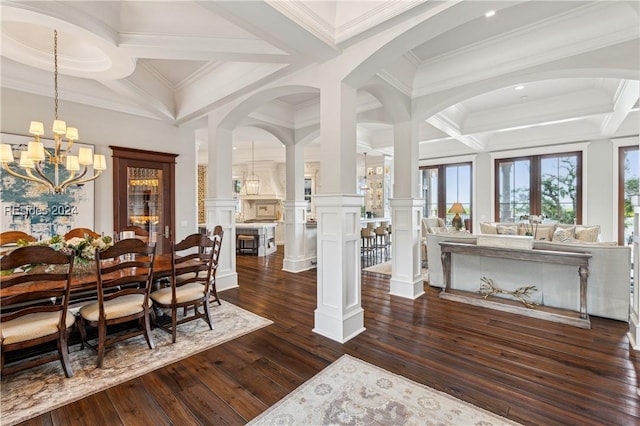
[0,30,106,193]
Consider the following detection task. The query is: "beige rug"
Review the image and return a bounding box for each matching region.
[0,302,272,426]
[248,354,520,426]
[363,261,429,282]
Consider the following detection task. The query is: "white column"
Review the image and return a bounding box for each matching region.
[204,114,238,291]
[628,194,640,349]
[389,120,423,298]
[313,80,365,342]
[283,142,314,272]
[389,198,424,298]
[283,200,315,272]
[313,195,365,342]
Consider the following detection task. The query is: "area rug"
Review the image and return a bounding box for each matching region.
[363,261,429,282]
[248,354,520,426]
[0,302,272,426]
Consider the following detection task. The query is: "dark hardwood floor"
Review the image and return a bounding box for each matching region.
[19,247,640,425]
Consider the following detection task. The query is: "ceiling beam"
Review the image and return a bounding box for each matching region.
[600,80,639,136]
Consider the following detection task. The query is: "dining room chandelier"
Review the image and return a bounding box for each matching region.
[0,29,106,194]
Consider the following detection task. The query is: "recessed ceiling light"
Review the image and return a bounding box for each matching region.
[233,146,237,150]
[515,85,525,91]
[485,10,495,18]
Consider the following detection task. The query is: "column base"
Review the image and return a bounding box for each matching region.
[283,257,317,273]
[313,307,366,343]
[216,271,239,292]
[389,277,425,299]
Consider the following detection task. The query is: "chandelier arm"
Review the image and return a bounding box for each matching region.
[58,170,81,191]
[32,163,57,188]
[2,163,50,187]
[61,140,74,157]
[68,169,103,186]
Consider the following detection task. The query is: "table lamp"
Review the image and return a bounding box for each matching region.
[449,202,466,230]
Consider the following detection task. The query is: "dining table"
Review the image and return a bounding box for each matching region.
[0,253,205,298]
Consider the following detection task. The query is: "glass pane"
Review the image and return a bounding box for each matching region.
[540,155,577,223]
[422,168,439,218]
[445,164,471,226]
[127,166,163,241]
[498,159,530,222]
[624,147,639,244]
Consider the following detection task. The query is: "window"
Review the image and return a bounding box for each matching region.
[420,162,472,229]
[495,152,582,223]
[619,146,638,245]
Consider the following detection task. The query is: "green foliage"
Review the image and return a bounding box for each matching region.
[540,157,577,223]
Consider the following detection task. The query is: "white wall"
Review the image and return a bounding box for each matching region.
[1,88,197,242]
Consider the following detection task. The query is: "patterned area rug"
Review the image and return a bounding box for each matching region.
[1,302,272,426]
[249,355,520,426]
[363,261,429,282]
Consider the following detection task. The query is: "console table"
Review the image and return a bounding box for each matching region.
[439,241,592,328]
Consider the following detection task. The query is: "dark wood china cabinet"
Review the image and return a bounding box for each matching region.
[111,146,177,254]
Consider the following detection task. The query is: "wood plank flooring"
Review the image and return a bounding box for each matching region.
[18,247,640,425]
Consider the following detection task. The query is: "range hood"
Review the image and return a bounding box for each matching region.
[239,161,284,200]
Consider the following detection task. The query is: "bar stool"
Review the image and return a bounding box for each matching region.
[237,234,259,255]
[361,227,375,262]
[374,222,390,262]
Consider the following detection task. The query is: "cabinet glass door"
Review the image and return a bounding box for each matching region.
[127,166,164,245]
[111,146,176,254]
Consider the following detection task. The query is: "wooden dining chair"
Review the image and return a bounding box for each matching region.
[150,226,223,343]
[0,231,36,246]
[77,238,156,368]
[0,246,76,377]
[121,225,150,243]
[0,231,37,256]
[64,227,101,240]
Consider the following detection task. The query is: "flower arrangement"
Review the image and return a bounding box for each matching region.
[18,233,113,266]
[519,215,543,238]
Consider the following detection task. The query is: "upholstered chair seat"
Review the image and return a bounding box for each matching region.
[1,311,75,345]
[151,283,206,305]
[79,295,153,322]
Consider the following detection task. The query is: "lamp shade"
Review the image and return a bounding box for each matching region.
[93,154,107,171]
[27,141,45,162]
[19,152,35,169]
[78,147,93,165]
[65,155,80,171]
[0,144,14,163]
[448,202,466,214]
[52,120,67,135]
[29,121,45,136]
[65,127,79,141]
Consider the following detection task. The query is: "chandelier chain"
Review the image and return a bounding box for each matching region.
[54,29,59,120]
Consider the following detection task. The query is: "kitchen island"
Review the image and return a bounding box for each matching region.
[236,222,277,256]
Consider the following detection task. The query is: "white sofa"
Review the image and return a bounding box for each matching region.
[426,233,631,322]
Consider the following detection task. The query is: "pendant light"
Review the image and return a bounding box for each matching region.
[245,140,260,195]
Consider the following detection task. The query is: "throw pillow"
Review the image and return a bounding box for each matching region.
[430,227,447,234]
[533,225,556,241]
[553,226,575,242]
[496,225,518,235]
[480,222,498,234]
[575,225,600,242]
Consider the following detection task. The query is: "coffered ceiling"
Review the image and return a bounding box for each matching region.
[1,1,638,164]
